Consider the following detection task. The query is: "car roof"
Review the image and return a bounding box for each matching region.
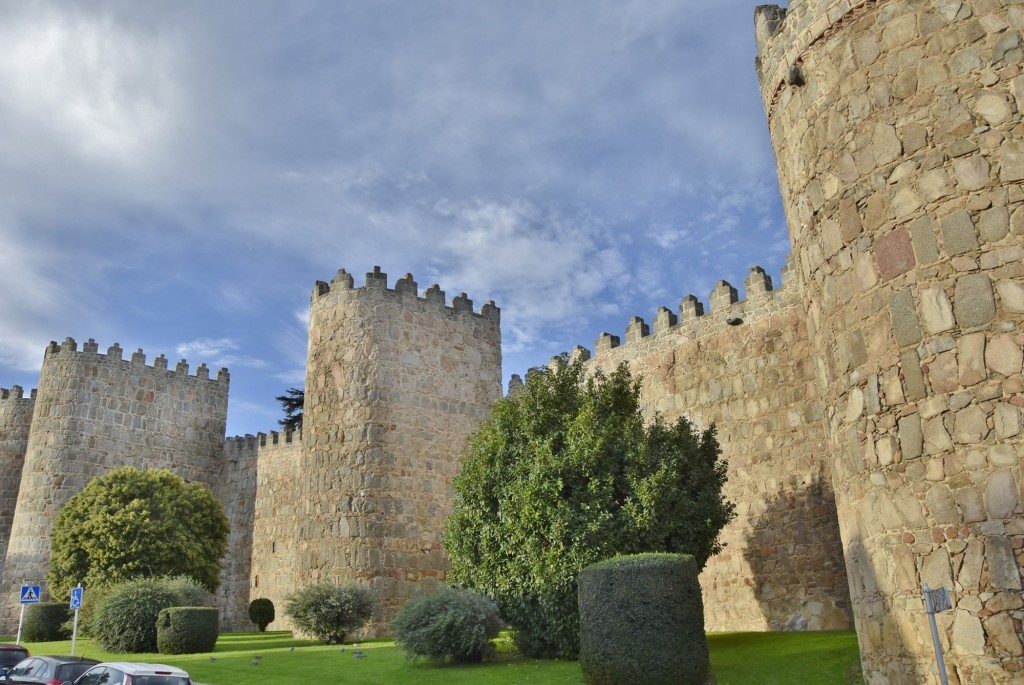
[37,656,102,664]
[96,663,189,676]
[0,644,27,650]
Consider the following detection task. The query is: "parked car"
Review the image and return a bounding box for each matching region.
[0,645,29,675]
[64,663,192,685]
[6,656,100,685]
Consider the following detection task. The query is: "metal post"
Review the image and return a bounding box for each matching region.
[923,583,950,685]
[15,604,24,645]
[71,584,82,656]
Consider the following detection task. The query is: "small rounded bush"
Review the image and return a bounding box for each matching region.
[283,582,374,644]
[92,576,215,653]
[248,598,275,631]
[23,602,71,641]
[579,553,709,685]
[157,607,219,654]
[392,587,503,663]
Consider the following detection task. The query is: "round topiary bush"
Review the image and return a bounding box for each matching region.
[157,607,219,654]
[391,587,503,662]
[23,602,71,641]
[283,581,374,644]
[248,598,275,631]
[579,553,710,685]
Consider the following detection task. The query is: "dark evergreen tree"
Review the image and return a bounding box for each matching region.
[276,387,304,431]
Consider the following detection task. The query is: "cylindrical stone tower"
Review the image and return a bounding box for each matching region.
[0,386,35,583]
[1,338,230,631]
[298,267,501,631]
[756,2,1023,683]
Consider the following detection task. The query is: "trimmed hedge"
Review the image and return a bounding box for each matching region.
[91,577,215,653]
[24,602,72,641]
[248,598,275,631]
[579,553,709,685]
[391,587,503,662]
[157,606,219,654]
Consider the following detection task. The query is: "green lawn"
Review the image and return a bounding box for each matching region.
[9,630,862,685]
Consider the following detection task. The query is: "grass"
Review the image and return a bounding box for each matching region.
[7,630,863,685]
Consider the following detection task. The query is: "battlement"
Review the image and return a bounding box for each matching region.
[224,428,302,453]
[581,259,798,359]
[311,266,501,323]
[754,1,879,115]
[0,387,36,401]
[43,338,230,385]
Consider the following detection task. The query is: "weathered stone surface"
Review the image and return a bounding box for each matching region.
[993,403,1021,439]
[891,289,923,345]
[920,287,956,334]
[940,210,980,255]
[954,274,996,329]
[986,470,1020,520]
[952,609,987,655]
[996,279,1024,313]
[875,229,916,280]
[952,155,991,190]
[898,414,923,459]
[985,334,1023,377]
[953,404,989,444]
[985,536,1023,590]
[958,332,987,386]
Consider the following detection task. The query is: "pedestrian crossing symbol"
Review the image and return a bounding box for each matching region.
[20,585,41,604]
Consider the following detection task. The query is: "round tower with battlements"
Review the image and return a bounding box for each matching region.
[756,2,1023,683]
[298,267,502,631]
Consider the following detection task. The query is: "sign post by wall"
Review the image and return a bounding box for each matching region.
[69,585,84,656]
[16,584,41,645]
[923,583,952,685]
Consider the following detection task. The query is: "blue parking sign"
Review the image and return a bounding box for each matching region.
[70,587,84,610]
[20,585,40,604]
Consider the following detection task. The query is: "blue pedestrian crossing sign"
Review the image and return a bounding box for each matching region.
[70,587,84,610]
[20,585,41,604]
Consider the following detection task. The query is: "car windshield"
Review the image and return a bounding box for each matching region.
[0,651,28,667]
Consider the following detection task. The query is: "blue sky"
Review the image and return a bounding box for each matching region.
[0,1,792,436]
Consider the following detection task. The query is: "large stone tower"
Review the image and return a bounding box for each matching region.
[296,267,502,628]
[756,1,1023,683]
[0,339,234,630]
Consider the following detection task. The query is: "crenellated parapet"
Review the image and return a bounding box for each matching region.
[585,262,795,358]
[43,337,230,385]
[311,266,501,324]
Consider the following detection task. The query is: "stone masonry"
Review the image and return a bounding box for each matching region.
[756,0,1024,682]
[0,2,1021,681]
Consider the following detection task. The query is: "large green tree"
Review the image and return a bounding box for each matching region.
[443,356,734,659]
[47,467,230,600]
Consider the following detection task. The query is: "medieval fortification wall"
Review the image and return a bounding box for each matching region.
[0,340,233,629]
[0,4,1022,682]
[0,387,34,584]
[757,0,1023,682]
[299,267,502,630]
[579,262,852,633]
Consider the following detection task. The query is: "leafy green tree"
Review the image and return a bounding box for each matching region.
[47,467,230,600]
[283,581,374,644]
[443,356,734,659]
[276,387,304,431]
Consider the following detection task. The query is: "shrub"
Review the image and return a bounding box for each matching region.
[248,598,275,631]
[579,553,709,685]
[91,576,215,653]
[23,602,71,641]
[283,582,374,644]
[444,356,733,658]
[392,587,503,663]
[157,607,219,654]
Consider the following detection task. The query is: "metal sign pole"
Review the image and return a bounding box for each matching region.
[15,604,25,645]
[923,583,950,685]
[70,584,83,656]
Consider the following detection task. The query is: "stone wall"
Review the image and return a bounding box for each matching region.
[247,429,302,632]
[0,338,230,631]
[297,267,502,633]
[215,432,260,631]
[757,1,1024,682]
[0,386,34,584]
[582,264,852,632]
